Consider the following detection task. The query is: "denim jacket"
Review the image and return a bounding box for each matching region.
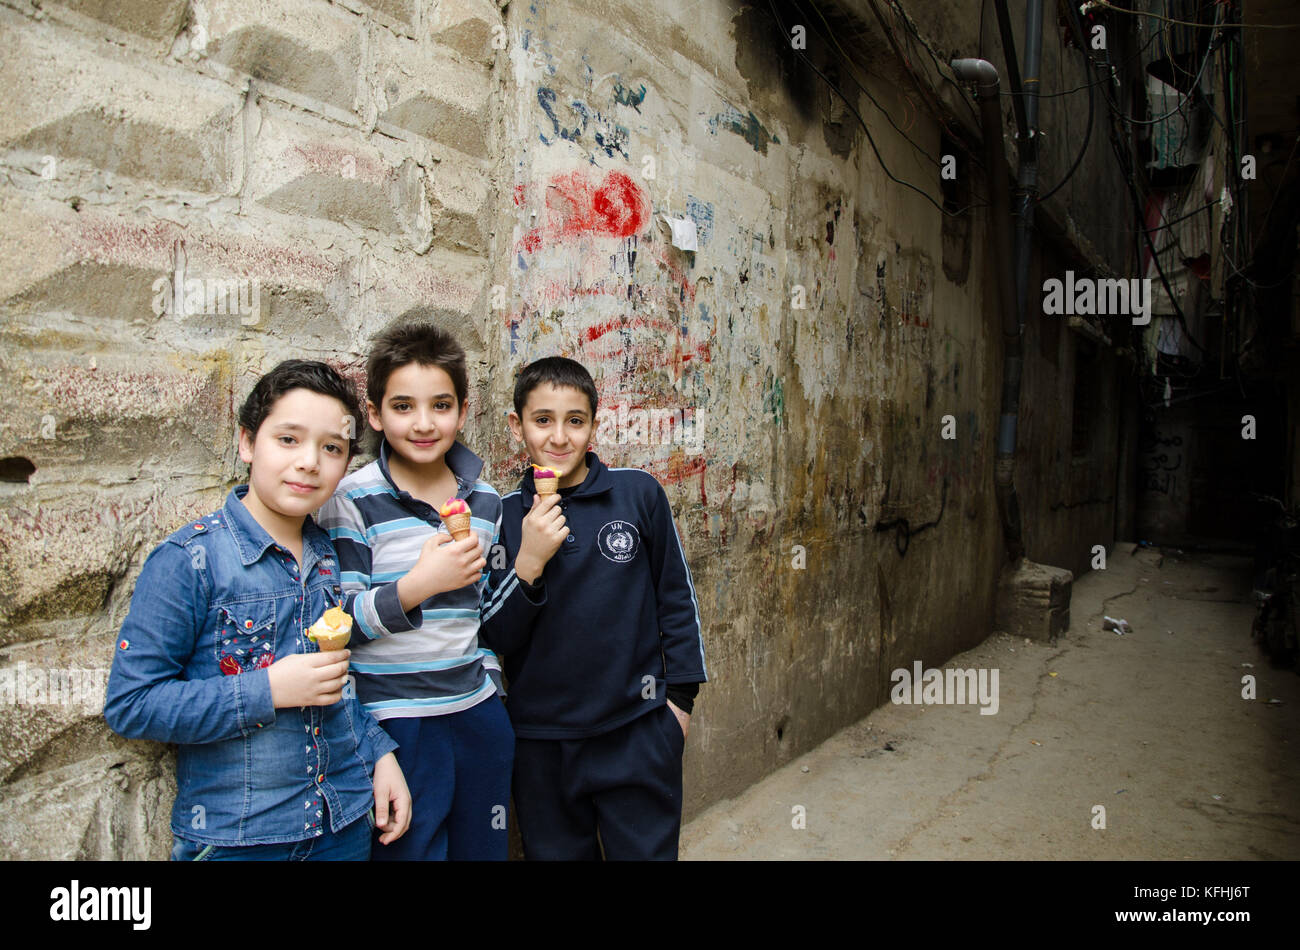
[104,486,399,847]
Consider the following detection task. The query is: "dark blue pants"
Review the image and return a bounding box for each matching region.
[512,703,684,861]
[371,696,515,861]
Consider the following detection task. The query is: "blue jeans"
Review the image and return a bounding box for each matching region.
[172,811,373,861]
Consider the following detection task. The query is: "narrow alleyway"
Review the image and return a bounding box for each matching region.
[681,543,1300,859]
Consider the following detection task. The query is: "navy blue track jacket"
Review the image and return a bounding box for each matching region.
[479,451,707,739]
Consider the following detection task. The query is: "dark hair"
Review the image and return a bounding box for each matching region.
[513,356,598,418]
[366,322,469,413]
[238,360,364,458]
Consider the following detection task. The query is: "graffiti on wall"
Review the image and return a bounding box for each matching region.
[505,157,716,500]
[1140,428,1184,496]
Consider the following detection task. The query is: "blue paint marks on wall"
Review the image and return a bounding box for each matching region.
[538,87,587,145]
[686,195,714,247]
[707,106,778,155]
[613,80,647,113]
[537,87,629,159]
[594,124,630,160]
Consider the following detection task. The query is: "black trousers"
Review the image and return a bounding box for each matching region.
[512,703,685,860]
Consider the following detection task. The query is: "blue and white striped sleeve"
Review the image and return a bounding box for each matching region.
[318,490,420,641]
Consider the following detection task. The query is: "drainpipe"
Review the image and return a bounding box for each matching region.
[1011,0,1045,335]
[951,57,1024,560]
[993,0,1030,145]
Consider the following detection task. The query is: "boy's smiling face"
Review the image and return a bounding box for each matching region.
[238,387,353,523]
[368,362,468,468]
[509,382,594,489]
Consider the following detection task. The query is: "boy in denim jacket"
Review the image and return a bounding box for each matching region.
[105,360,411,860]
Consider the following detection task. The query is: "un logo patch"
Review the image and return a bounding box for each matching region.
[597,520,640,563]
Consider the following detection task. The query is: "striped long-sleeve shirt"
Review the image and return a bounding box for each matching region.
[316,438,504,721]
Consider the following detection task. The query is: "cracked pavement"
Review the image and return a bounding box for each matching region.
[680,543,1300,859]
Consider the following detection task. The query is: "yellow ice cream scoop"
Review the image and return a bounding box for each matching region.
[307,606,352,651]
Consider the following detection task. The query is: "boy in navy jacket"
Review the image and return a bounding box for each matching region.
[480,357,707,860]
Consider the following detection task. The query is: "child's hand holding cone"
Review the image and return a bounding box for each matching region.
[396,498,485,609]
[515,493,566,585]
[307,605,353,651]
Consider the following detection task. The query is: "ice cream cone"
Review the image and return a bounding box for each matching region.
[444,511,472,540]
[310,630,351,651]
[532,465,559,496]
[308,606,352,651]
[439,497,473,540]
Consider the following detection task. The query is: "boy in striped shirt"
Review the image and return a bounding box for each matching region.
[317,323,512,860]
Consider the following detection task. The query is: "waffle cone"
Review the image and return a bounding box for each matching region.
[444,511,472,540]
[308,629,351,651]
[534,476,559,495]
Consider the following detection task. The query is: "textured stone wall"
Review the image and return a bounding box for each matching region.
[0,0,1130,858]
[0,0,504,859]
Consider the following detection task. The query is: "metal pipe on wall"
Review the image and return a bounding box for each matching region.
[1011,0,1044,327]
[951,56,1025,560]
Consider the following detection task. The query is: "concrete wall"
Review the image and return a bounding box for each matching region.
[0,0,1131,858]
[1018,241,1123,576]
[488,0,1014,814]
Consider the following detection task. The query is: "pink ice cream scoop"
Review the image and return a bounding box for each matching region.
[532,465,559,496]
[439,497,472,539]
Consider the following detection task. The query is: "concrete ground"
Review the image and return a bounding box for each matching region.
[681,543,1300,859]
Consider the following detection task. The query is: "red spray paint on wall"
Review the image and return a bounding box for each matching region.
[517,170,649,254]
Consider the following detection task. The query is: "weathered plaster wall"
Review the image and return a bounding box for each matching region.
[485,0,1011,813]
